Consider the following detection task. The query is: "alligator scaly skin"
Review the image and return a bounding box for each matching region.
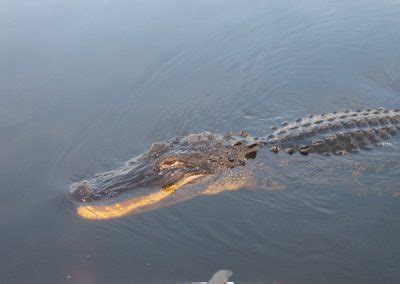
[264,108,400,155]
[71,108,400,203]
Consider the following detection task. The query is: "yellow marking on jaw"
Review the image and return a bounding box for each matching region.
[77,174,204,220]
[161,174,204,194]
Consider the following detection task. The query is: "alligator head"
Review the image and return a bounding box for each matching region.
[70,132,260,204]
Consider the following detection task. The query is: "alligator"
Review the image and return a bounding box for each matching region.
[71,108,400,219]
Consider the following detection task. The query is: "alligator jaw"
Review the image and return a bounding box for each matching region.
[70,132,260,205]
[76,174,205,220]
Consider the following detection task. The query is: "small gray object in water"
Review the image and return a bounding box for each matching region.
[208,270,233,284]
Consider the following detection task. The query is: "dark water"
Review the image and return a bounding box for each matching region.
[2,1,400,283]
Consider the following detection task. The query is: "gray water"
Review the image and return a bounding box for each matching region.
[2,1,400,283]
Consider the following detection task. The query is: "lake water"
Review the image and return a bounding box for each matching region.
[2,1,400,283]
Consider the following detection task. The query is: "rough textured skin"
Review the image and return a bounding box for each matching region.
[70,108,400,202]
[265,108,400,155]
[70,132,261,202]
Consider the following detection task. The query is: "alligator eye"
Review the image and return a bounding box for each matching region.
[159,158,184,170]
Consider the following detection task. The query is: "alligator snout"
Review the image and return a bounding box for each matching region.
[70,181,97,202]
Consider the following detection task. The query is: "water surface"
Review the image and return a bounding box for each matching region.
[2,0,400,283]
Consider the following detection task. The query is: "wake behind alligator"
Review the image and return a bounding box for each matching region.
[71,108,400,220]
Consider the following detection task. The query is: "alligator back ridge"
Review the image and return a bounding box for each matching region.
[264,108,400,155]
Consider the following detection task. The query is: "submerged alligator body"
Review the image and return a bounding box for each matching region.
[265,108,400,155]
[71,108,400,218]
